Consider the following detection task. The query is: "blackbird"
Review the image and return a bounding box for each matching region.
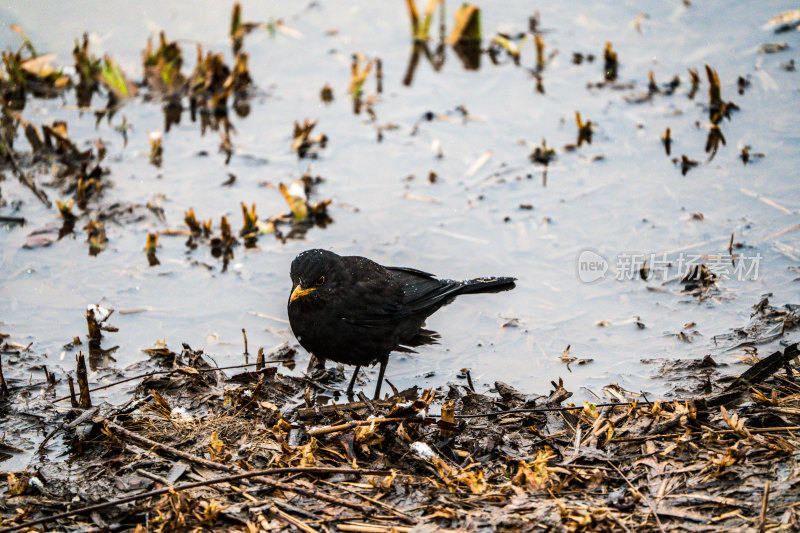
[287,249,516,399]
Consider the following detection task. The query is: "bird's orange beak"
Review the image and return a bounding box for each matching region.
[290,285,316,302]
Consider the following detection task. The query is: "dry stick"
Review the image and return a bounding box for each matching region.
[759,480,771,533]
[337,523,412,533]
[307,417,422,437]
[606,461,666,533]
[297,400,396,419]
[103,421,380,512]
[0,467,388,533]
[136,468,171,486]
[270,505,318,533]
[54,359,286,403]
[38,407,100,453]
[741,188,793,215]
[226,482,261,503]
[356,391,377,415]
[242,328,248,363]
[452,401,635,418]
[318,480,415,524]
[613,425,800,442]
[760,222,800,243]
[105,420,237,471]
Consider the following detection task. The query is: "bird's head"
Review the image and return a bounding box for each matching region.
[288,249,347,306]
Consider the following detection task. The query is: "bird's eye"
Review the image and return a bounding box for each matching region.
[315,275,325,286]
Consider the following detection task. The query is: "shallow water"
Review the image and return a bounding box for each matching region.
[1,2,799,467]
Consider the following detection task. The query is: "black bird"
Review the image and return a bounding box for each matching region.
[287,249,516,399]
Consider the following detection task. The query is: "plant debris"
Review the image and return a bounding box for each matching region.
[2,331,799,531]
[291,119,328,159]
[575,111,593,147]
[2,6,800,532]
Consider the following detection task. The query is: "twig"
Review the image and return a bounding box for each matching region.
[270,499,320,521]
[0,466,388,533]
[337,524,412,533]
[0,216,25,225]
[741,188,793,215]
[318,479,416,524]
[136,468,171,486]
[308,417,422,437]
[270,505,318,533]
[611,425,800,442]
[606,461,666,533]
[759,480,771,533]
[451,401,633,418]
[37,407,100,453]
[105,420,237,471]
[36,421,67,453]
[298,399,397,419]
[760,222,800,243]
[357,391,377,415]
[103,420,382,512]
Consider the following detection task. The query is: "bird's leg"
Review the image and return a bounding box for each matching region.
[373,357,389,400]
[346,365,360,400]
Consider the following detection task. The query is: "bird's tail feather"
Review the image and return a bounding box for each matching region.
[455,276,516,295]
[396,275,516,317]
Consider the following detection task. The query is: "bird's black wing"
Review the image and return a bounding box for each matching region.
[385,266,435,278]
[337,262,447,328]
[387,267,464,315]
[337,257,408,327]
[340,259,514,328]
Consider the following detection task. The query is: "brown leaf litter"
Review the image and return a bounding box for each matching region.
[1,321,799,531]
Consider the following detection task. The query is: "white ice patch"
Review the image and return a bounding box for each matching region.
[170,407,189,420]
[410,441,436,461]
[86,304,111,322]
[288,182,306,201]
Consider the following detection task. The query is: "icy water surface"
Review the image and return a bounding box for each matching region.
[1,2,799,467]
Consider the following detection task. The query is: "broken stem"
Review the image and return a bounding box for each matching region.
[76,352,91,408]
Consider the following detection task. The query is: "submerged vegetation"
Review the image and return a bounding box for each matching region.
[0,3,332,264]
